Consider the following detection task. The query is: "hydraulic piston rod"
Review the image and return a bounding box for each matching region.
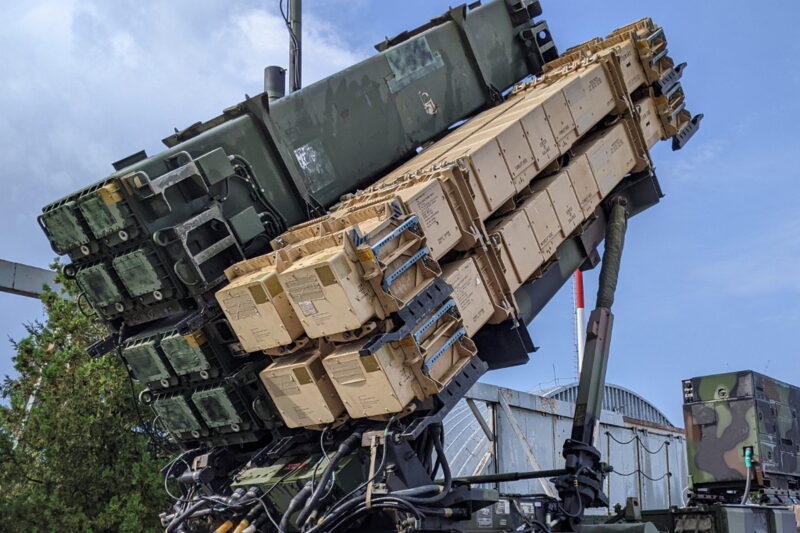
[555,199,629,526]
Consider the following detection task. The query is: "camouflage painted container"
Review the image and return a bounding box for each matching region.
[682,371,800,495]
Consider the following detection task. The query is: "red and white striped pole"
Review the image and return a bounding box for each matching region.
[574,269,585,377]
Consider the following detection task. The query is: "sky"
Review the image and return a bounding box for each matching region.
[1,0,799,426]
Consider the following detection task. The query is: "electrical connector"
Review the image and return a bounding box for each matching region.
[743,447,753,469]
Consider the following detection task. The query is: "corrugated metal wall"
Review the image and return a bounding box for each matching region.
[443,383,688,513]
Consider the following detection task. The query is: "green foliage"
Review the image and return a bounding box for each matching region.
[0,264,167,532]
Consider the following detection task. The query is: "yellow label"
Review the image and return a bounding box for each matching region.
[98,182,123,205]
[399,336,416,348]
[182,331,207,348]
[356,248,375,262]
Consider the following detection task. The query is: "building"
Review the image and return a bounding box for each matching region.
[443,382,688,513]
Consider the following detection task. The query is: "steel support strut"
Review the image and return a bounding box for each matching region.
[555,200,629,528]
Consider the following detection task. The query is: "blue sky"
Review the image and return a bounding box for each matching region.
[1,0,798,425]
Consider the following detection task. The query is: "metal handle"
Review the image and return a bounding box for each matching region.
[381,247,430,292]
[413,299,457,343]
[649,47,669,66]
[422,327,466,375]
[367,215,420,254]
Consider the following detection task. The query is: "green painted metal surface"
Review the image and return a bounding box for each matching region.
[191,387,242,429]
[231,453,364,515]
[36,0,557,450]
[112,250,162,297]
[160,332,210,376]
[121,340,170,383]
[75,263,121,309]
[152,395,202,434]
[77,194,125,239]
[683,371,800,493]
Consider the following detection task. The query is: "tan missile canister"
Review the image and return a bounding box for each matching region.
[530,77,579,153]
[446,135,516,222]
[411,313,477,397]
[635,96,666,149]
[441,257,493,337]
[472,248,517,325]
[393,179,461,260]
[530,170,582,238]
[561,62,617,136]
[597,39,647,94]
[259,346,345,428]
[331,178,462,260]
[578,121,637,197]
[470,117,536,194]
[485,209,543,292]
[323,339,420,419]
[279,248,376,339]
[521,189,564,260]
[565,154,602,219]
[216,258,304,353]
[517,103,559,174]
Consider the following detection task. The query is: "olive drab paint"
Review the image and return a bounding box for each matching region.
[683,371,800,498]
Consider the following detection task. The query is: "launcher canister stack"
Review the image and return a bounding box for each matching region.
[36,17,700,445]
[216,19,700,431]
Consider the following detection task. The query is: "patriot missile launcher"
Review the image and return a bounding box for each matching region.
[37,2,704,531]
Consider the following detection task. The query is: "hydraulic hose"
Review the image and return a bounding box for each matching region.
[391,485,441,497]
[596,201,628,309]
[307,497,423,533]
[166,500,209,533]
[390,427,452,505]
[296,431,363,527]
[279,482,313,533]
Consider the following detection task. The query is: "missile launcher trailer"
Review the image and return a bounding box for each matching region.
[36,2,707,532]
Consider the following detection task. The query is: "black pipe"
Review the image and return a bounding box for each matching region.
[165,500,208,533]
[279,482,312,532]
[442,468,569,485]
[295,431,362,527]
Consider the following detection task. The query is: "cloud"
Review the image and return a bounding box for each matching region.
[693,216,800,296]
[0,0,365,267]
[659,138,726,183]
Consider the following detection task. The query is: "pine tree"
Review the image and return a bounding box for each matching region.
[0,264,167,532]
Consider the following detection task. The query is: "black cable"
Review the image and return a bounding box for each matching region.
[75,292,96,317]
[311,426,330,492]
[390,426,451,505]
[612,469,670,482]
[323,417,397,517]
[512,500,551,533]
[279,483,313,532]
[311,497,423,533]
[557,482,584,519]
[297,431,363,527]
[605,432,668,455]
[230,155,287,232]
[163,451,201,503]
[527,521,552,533]
[165,500,209,533]
[116,348,174,455]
